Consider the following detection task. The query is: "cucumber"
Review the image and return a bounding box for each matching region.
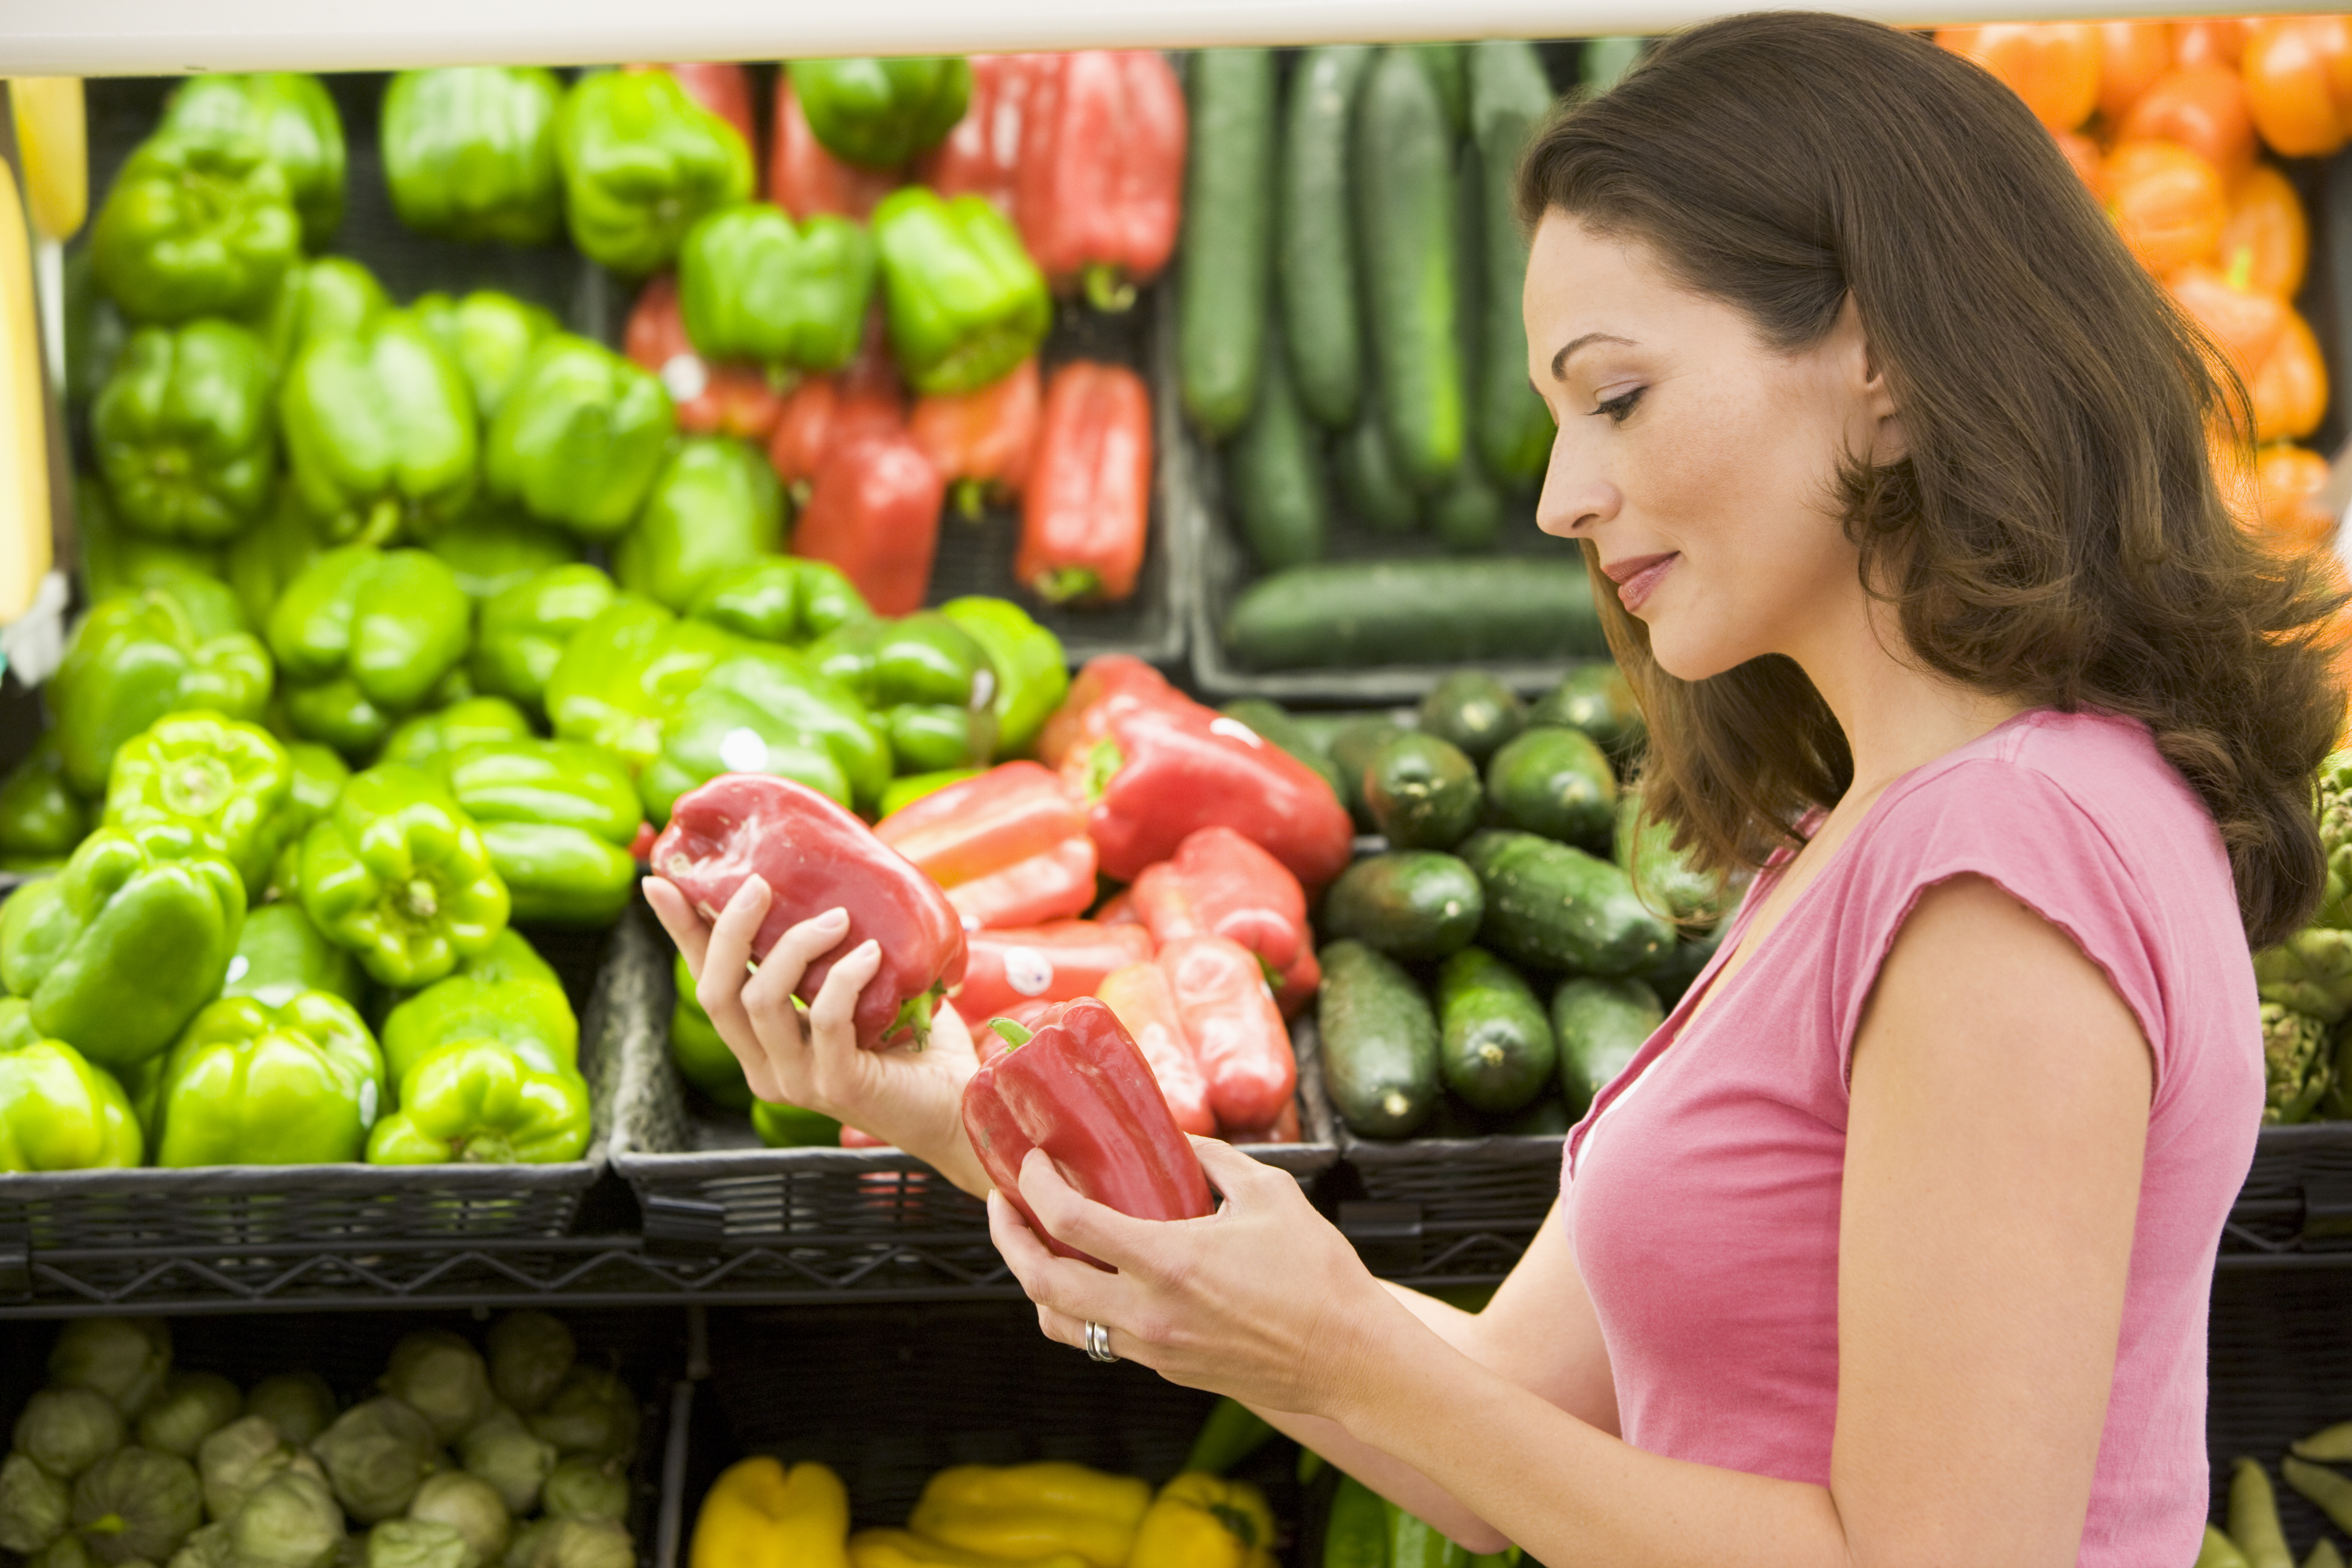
[1221,698,1346,800]
[1404,44,1470,137]
[1279,45,1373,430]
[1227,339,1329,571]
[1642,921,1725,1010]
[1419,670,1526,763]
[1529,659,1644,762]
[1323,1476,1388,1568]
[1333,408,1421,534]
[1552,975,1665,1116]
[1461,828,1674,975]
[1426,1094,1486,1139]
[1487,725,1616,848]
[1613,790,1721,923]
[1355,48,1465,490]
[1468,41,1560,488]
[1223,557,1605,671]
[1427,448,1506,551]
[1366,732,1483,849]
[1582,37,1645,93]
[1329,717,1405,831]
[1501,1095,1572,1136]
[1437,946,1557,1112]
[1320,850,1485,960]
[1426,142,1506,553]
[1179,49,1278,440]
[1318,939,1441,1137]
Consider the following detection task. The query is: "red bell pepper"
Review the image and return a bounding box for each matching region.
[960,996,1216,1265]
[1129,826,1310,977]
[958,920,1154,1023]
[910,356,1042,520]
[1094,889,1138,927]
[1064,697,1354,889]
[1271,944,1320,1022]
[626,273,785,440]
[978,997,1060,1058]
[769,73,898,221]
[874,761,1098,931]
[917,55,1045,217]
[768,310,906,495]
[632,63,758,163]
[1225,1098,1301,1145]
[1095,960,1215,1137]
[1158,935,1294,1135]
[791,431,945,617]
[1015,52,1187,310]
[1018,361,1152,605]
[1037,654,1180,768]
[648,774,968,1050]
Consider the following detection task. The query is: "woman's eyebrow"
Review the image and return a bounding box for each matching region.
[1552,332,1636,380]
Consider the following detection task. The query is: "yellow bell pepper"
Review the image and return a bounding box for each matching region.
[8,79,84,242]
[846,1527,1091,1568]
[906,1463,1150,1568]
[0,156,49,626]
[1126,1473,1277,1568]
[691,1456,851,1568]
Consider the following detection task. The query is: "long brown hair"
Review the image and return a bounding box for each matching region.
[1516,11,2346,947]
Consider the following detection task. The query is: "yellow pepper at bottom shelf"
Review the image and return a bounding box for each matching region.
[690,1456,852,1568]
[846,1527,1092,1568]
[1128,1473,1279,1568]
[906,1462,1153,1568]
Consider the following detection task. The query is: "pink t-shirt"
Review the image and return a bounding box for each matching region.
[1563,708,2261,1567]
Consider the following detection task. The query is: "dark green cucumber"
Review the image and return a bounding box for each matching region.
[1279,45,1374,430]
[1419,670,1526,763]
[1179,49,1278,440]
[1461,828,1674,975]
[1528,659,1644,762]
[1487,725,1616,848]
[1404,44,1470,137]
[1468,41,1560,488]
[1318,939,1441,1138]
[1324,1476,1388,1568]
[1334,408,1421,534]
[1553,975,1665,1116]
[1365,732,1483,849]
[1223,557,1605,671]
[1436,945,1557,1112]
[1355,48,1464,490]
[1329,717,1405,831]
[1613,790,1722,923]
[1320,850,1484,960]
[1426,446,1506,551]
[1425,141,1505,553]
[1227,343,1330,569]
[1220,698,1346,800]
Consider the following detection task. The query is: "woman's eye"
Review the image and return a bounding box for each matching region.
[1593,387,1645,424]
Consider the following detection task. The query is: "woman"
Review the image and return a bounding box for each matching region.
[650,14,2345,1564]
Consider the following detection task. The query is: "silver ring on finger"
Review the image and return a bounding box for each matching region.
[1084,1320,1119,1364]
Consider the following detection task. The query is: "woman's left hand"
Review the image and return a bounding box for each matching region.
[987,1135,1410,1420]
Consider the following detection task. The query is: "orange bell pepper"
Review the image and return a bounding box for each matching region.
[2169,263,2329,443]
[909,356,1043,519]
[1095,960,1217,1137]
[1937,23,2099,131]
[2103,139,2226,274]
[2053,129,2102,188]
[2254,444,2337,554]
[2243,16,2352,159]
[2218,163,2309,299]
[2119,64,2256,183]
[2176,18,2257,71]
[2098,19,2176,123]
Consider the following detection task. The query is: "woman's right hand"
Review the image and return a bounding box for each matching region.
[643,872,990,1197]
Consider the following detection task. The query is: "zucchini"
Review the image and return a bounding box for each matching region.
[1221,698,1346,800]
[1365,732,1483,849]
[1552,975,1664,1116]
[1528,659,1644,761]
[1223,556,1605,671]
[1487,725,1616,849]
[1178,49,1278,440]
[1318,939,1441,1137]
[1613,790,1722,923]
[1329,717,1405,831]
[1467,41,1560,488]
[1320,850,1485,960]
[1355,48,1465,490]
[1437,946,1557,1112]
[1333,407,1421,535]
[1227,341,1330,570]
[1419,670,1526,763]
[1461,828,1674,975]
[1279,45,1373,430]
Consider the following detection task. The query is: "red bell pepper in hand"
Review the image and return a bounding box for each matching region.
[874,761,1098,931]
[961,996,1215,1265]
[910,356,1042,520]
[1095,960,1215,1137]
[634,63,759,163]
[791,432,945,616]
[958,919,1154,1022]
[918,55,1045,216]
[627,273,785,440]
[1019,361,1152,605]
[649,774,968,1049]
[1037,654,1180,768]
[1158,935,1295,1134]
[769,74,898,221]
[1016,52,1187,310]
[1129,825,1310,976]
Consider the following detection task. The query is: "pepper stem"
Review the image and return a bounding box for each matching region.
[953,478,988,522]
[1081,263,1138,314]
[894,987,943,1051]
[398,877,440,921]
[1083,738,1124,802]
[988,1019,1033,1050]
[1033,566,1101,604]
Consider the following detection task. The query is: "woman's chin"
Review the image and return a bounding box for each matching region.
[1645,624,1751,685]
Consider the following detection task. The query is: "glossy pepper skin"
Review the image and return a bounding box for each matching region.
[49,584,274,799]
[380,967,577,1086]
[75,472,226,612]
[0,828,245,1073]
[910,356,1041,520]
[488,333,679,538]
[650,774,968,1049]
[809,612,1001,775]
[679,204,878,372]
[268,547,472,758]
[297,763,511,989]
[381,67,564,245]
[956,920,1155,1023]
[102,713,293,898]
[366,1038,591,1164]
[691,1458,850,1568]
[789,58,972,169]
[1157,934,1295,1140]
[873,188,1054,395]
[252,253,390,373]
[382,695,535,772]
[1129,826,1310,978]
[939,596,1068,760]
[557,68,755,276]
[157,72,346,247]
[438,739,644,927]
[637,63,757,152]
[1094,960,1215,1137]
[766,315,908,495]
[1127,1474,1276,1568]
[278,311,480,545]
[0,1027,144,1172]
[426,498,581,604]
[1036,654,1180,769]
[849,1532,1087,1568]
[224,902,367,1012]
[639,640,891,819]
[792,433,947,618]
[1016,53,1187,310]
[770,76,899,221]
[93,131,300,324]
[918,56,1044,216]
[1019,361,1152,603]
[92,318,278,541]
[474,564,620,717]
[546,594,739,770]
[875,763,1096,931]
[411,290,559,425]
[688,557,874,648]
[0,738,89,873]
[626,273,785,440]
[907,1462,1152,1568]
[612,436,786,612]
[149,991,385,1166]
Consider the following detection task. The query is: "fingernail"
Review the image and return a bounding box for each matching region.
[820,907,850,928]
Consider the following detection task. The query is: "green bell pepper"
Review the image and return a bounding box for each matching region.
[545,594,735,770]
[267,547,473,758]
[224,901,368,1012]
[637,649,888,820]
[0,828,245,1073]
[612,437,784,612]
[76,474,227,611]
[807,612,1000,775]
[686,557,873,647]
[149,990,386,1166]
[92,318,278,542]
[785,57,972,169]
[381,697,536,773]
[486,334,677,538]
[279,311,480,546]
[473,564,620,716]
[0,738,89,874]
[425,498,580,602]
[382,67,565,246]
[101,712,292,897]
[751,1098,842,1148]
[454,926,564,991]
[437,739,643,927]
[871,188,1051,396]
[49,585,273,799]
[251,256,388,370]
[157,72,347,247]
[937,596,1068,760]
[381,970,577,1086]
[223,489,331,631]
[281,741,350,841]
[875,768,981,819]
[297,763,511,988]
[677,204,876,371]
[411,290,560,424]
[90,133,301,323]
[366,1039,590,1164]
[555,69,753,276]
[0,1029,144,1172]
[668,951,750,1109]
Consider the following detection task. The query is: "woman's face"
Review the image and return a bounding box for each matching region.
[1524,213,1903,681]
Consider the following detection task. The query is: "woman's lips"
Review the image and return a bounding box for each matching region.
[1609,552,1679,613]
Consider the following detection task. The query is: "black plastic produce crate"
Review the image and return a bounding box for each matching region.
[2208,1266,2352,1551]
